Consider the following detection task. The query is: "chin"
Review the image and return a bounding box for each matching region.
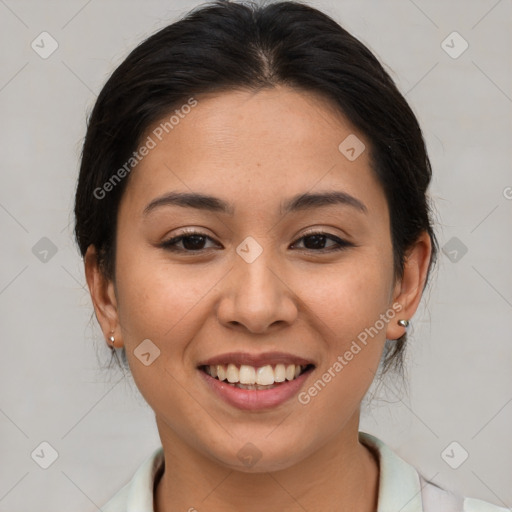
[203,434,313,474]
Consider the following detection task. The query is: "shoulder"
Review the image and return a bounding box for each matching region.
[359,432,508,512]
[463,497,510,512]
[101,484,129,512]
[100,446,164,512]
[420,476,508,512]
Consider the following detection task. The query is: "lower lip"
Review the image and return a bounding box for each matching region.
[198,368,313,410]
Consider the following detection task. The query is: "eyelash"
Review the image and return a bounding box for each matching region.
[160,229,354,254]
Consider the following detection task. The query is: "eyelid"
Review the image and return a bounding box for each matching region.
[160,228,220,250]
[290,229,352,250]
[160,227,353,253]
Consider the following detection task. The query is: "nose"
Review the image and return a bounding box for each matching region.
[216,247,298,334]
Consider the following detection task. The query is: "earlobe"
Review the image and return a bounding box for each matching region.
[84,245,121,346]
[386,232,432,340]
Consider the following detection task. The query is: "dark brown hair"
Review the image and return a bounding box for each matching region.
[74,0,438,375]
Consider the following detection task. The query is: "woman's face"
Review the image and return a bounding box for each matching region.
[93,86,418,471]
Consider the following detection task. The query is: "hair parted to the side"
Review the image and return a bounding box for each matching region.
[74,0,438,376]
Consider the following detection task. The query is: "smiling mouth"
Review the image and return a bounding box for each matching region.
[198,363,315,390]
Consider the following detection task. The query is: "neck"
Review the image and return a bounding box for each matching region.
[154,414,379,512]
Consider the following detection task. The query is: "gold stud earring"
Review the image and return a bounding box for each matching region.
[108,331,116,349]
[397,319,409,328]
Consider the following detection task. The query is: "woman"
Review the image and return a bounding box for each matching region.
[73,1,507,510]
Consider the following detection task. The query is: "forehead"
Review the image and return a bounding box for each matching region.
[120,86,387,218]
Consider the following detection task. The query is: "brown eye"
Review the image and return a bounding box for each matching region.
[160,230,353,254]
[291,232,353,252]
[161,232,219,252]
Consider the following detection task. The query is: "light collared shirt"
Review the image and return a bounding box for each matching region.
[101,432,508,511]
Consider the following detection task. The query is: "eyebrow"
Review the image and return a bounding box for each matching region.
[143,190,368,216]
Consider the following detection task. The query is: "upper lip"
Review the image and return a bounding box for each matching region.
[197,351,315,368]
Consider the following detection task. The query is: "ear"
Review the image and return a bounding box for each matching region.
[386,231,432,340]
[84,245,122,348]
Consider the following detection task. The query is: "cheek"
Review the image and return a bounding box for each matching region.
[113,252,214,414]
[292,252,393,412]
[114,247,215,346]
[113,251,235,409]
[299,251,394,346]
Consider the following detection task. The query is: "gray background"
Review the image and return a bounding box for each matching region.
[0,0,511,510]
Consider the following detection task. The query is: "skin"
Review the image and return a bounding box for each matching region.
[85,86,432,512]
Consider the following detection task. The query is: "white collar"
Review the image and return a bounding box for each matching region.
[101,431,503,512]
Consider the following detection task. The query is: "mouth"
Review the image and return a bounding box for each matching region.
[198,363,315,390]
[196,352,317,409]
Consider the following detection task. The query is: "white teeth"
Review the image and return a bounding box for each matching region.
[239,365,256,385]
[226,363,239,383]
[285,364,295,381]
[205,363,309,385]
[256,365,275,385]
[274,364,286,382]
[216,364,226,381]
